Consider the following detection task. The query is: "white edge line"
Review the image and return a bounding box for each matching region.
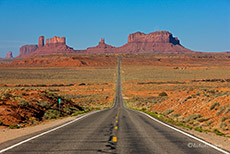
[0,109,108,153]
[130,109,229,154]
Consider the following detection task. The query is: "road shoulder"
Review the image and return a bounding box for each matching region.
[0,115,78,144]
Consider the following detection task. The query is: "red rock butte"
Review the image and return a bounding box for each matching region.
[116,31,192,53]
[17,31,194,58]
[18,36,75,57]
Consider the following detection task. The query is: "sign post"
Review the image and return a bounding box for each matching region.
[58,98,61,114]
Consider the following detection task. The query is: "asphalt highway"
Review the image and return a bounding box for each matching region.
[0,58,227,154]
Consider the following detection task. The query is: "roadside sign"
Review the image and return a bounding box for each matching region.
[59,98,61,104]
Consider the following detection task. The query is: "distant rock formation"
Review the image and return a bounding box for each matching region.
[85,31,192,54]
[86,38,115,53]
[116,31,192,53]
[5,51,13,59]
[18,36,75,57]
[127,31,180,45]
[19,45,38,57]
[38,36,44,48]
[17,30,193,58]
[45,36,66,46]
[31,36,75,56]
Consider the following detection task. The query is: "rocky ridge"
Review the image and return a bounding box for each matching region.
[17,30,194,58]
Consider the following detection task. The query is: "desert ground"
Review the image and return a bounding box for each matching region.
[0,56,117,128]
[1,53,230,148]
[121,54,230,137]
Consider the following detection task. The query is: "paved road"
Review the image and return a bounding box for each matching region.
[0,58,227,154]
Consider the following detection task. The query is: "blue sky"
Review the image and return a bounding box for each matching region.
[0,0,229,57]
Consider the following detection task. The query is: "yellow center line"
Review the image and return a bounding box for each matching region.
[113,136,117,142]
[116,120,118,123]
[114,126,118,130]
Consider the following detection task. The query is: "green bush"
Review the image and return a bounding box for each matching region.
[48,92,54,96]
[196,117,210,122]
[185,114,201,122]
[37,101,51,109]
[217,106,226,116]
[210,102,220,110]
[174,67,179,69]
[9,125,21,129]
[207,120,213,126]
[194,127,203,132]
[207,89,215,94]
[191,94,196,98]
[213,129,224,136]
[182,96,192,103]
[41,93,47,97]
[43,109,60,119]
[63,107,72,114]
[1,92,12,100]
[159,92,168,97]
[171,113,180,117]
[220,122,227,131]
[18,100,31,107]
[72,109,89,116]
[221,115,230,122]
[224,106,230,115]
[164,109,174,115]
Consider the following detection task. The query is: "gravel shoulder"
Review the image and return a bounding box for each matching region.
[0,115,78,144]
[174,125,230,152]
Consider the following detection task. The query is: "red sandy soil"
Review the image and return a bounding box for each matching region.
[1,53,230,68]
[0,82,114,127]
[123,81,230,135]
[0,89,82,126]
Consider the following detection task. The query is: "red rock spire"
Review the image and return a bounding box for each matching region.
[100,38,105,44]
[38,36,44,47]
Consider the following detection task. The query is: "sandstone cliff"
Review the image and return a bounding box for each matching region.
[84,31,192,54]
[18,36,75,57]
[45,36,65,46]
[17,30,193,58]
[19,45,38,57]
[127,31,180,45]
[116,31,192,53]
[31,36,75,56]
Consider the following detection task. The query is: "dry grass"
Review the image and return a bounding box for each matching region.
[0,65,116,128]
[122,61,230,136]
[0,66,116,84]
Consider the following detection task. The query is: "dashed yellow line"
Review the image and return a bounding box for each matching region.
[113,136,117,142]
[117,109,120,116]
[112,110,119,143]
